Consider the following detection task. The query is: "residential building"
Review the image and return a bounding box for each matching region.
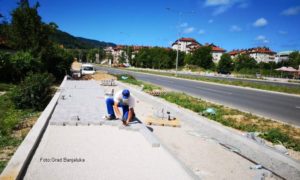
[171,38,226,63]
[171,38,201,53]
[275,51,295,63]
[205,43,226,63]
[228,47,276,63]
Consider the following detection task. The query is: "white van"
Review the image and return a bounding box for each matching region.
[80,64,96,75]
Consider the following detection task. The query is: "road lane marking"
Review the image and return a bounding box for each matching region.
[196,86,233,95]
[296,106,300,109]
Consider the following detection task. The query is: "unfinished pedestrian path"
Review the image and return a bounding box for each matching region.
[2,80,195,180]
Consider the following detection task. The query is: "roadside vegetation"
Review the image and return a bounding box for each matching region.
[0,1,76,173]
[118,74,300,152]
[125,69,300,95]
[116,74,161,92]
[129,45,300,78]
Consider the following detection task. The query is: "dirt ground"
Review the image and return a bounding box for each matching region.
[92,71,117,81]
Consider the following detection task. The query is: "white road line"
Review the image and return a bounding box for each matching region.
[296,106,300,109]
[196,86,232,95]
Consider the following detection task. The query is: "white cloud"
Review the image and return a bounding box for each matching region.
[253,18,268,27]
[204,0,249,15]
[198,29,205,35]
[255,35,269,44]
[183,27,195,34]
[281,6,300,16]
[208,19,214,23]
[230,25,242,32]
[278,30,288,35]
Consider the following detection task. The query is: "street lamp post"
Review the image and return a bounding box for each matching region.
[166,8,194,77]
[120,32,131,65]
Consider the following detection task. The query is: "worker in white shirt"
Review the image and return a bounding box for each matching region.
[105,89,135,126]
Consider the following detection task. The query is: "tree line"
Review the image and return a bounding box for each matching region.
[128,46,300,76]
[0,1,75,110]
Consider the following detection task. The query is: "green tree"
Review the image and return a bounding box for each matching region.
[10,51,41,81]
[119,51,126,64]
[87,48,98,63]
[184,53,193,65]
[39,45,73,80]
[127,46,133,65]
[10,1,53,54]
[10,72,55,110]
[217,53,233,74]
[191,46,213,69]
[234,54,257,71]
[287,51,300,69]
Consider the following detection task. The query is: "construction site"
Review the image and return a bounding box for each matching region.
[1,62,300,180]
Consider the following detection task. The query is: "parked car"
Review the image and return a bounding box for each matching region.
[81,63,96,75]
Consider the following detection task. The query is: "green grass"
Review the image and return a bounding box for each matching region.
[160,92,300,151]
[0,85,38,173]
[117,75,300,151]
[117,74,161,92]
[126,68,300,95]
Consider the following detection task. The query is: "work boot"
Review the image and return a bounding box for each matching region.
[104,115,116,120]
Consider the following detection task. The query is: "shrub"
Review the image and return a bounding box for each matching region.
[10,51,42,81]
[10,72,55,110]
[260,128,290,143]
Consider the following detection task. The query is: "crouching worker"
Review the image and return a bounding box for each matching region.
[105,89,135,126]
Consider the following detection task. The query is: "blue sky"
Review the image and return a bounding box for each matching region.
[1,0,300,52]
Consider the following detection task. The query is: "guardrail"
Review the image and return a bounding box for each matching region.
[0,76,67,180]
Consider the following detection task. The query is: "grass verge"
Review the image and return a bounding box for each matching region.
[125,68,300,95]
[118,74,300,152]
[0,87,39,173]
[116,74,161,93]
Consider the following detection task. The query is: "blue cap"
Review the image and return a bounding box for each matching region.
[122,89,130,99]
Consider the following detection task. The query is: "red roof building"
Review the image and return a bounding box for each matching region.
[228,47,276,63]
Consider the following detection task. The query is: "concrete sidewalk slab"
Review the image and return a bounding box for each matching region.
[22,80,196,180]
[24,125,195,180]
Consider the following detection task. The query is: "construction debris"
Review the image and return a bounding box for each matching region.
[201,108,217,116]
[145,117,181,127]
[101,79,117,86]
[148,90,166,96]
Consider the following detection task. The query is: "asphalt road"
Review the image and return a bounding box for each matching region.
[96,66,300,127]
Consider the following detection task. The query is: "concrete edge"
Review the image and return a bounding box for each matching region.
[111,67,300,98]
[117,81,300,179]
[0,76,68,180]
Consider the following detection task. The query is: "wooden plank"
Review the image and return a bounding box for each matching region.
[145,117,181,127]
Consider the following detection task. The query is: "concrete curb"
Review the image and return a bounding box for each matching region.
[117,81,300,180]
[0,76,67,180]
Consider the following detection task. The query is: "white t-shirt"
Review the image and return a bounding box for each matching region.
[114,90,135,109]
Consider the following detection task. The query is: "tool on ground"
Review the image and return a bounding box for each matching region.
[146,108,180,127]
